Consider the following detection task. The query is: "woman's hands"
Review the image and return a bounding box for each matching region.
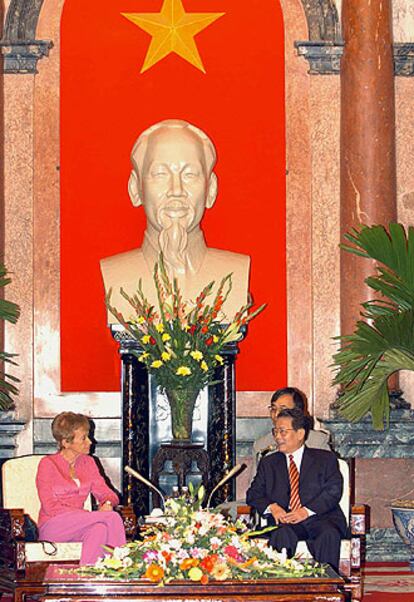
[99,500,113,512]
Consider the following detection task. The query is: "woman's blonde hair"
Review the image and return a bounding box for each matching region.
[52,412,90,449]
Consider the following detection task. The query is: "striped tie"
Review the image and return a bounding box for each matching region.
[289,454,301,511]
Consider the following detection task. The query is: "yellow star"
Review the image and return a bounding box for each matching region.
[122,0,225,74]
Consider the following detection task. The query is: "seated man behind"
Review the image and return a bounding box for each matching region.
[246,408,347,571]
[253,388,330,458]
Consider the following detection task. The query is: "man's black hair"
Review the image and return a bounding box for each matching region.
[277,408,311,440]
[270,387,306,412]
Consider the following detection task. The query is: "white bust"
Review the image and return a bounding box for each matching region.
[101,119,250,322]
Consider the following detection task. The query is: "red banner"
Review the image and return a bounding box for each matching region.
[61,0,286,392]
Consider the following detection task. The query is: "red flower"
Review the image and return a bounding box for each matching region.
[200,555,218,573]
[200,574,209,585]
[149,336,156,345]
[189,325,197,335]
[161,550,172,564]
[224,545,239,559]
[201,326,208,334]
[205,336,213,346]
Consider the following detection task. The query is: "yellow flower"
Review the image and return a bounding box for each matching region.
[137,316,145,324]
[215,354,224,365]
[182,324,190,331]
[151,360,163,369]
[138,352,149,362]
[176,366,191,376]
[161,351,171,361]
[211,562,231,581]
[141,335,151,344]
[162,333,171,342]
[213,335,219,343]
[190,350,203,361]
[200,360,208,372]
[188,567,203,582]
[156,323,164,333]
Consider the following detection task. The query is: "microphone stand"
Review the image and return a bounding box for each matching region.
[206,463,246,509]
[125,466,166,510]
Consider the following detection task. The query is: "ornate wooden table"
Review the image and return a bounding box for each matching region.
[2,562,346,602]
[45,566,346,602]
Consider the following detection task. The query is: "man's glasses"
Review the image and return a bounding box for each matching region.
[272,427,295,437]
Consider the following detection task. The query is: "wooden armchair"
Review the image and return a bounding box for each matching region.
[237,459,368,602]
[0,455,136,573]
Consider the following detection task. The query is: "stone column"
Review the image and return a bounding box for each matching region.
[340,0,397,338]
[0,1,4,348]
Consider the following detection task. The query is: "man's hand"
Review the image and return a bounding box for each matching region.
[280,507,308,524]
[269,502,288,524]
[99,500,113,512]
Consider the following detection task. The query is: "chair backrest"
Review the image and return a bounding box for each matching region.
[2,454,91,524]
[338,458,350,523]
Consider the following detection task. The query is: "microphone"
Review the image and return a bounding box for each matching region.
[206,463,246,509]
[124,466,165,509]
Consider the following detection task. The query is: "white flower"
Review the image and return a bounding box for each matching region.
[262,545,283,561]
[112,546,131,560]
[169,539,182,550]
[122,556,133,568]
[193,511,206,522]
[186,534,195,545]
[209,536,221,548]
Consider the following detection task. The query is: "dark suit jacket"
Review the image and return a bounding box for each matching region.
[246,446,348,536]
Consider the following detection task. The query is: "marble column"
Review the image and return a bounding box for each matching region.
[340,0,397,337]
[0,1,4,370]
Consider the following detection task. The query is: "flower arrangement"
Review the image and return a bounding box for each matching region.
[80,487,326,584]
[106,256,265,439]
[106,256,264,392]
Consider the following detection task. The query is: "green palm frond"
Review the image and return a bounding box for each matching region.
[342,223,414,314]
[0,264,20,410]
[334,224,414,429]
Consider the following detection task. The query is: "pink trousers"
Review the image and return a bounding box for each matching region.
[39,510,126,565]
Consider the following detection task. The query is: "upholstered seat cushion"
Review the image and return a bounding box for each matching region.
[296,538,351,559]
[25,541,83,562]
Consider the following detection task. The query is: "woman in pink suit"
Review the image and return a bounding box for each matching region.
[36,412,126,565]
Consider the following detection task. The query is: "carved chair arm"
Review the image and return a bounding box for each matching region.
[0,508,26,541]
[350,504,369,536]
[0,508,27,572]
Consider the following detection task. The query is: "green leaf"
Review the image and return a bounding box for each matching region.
[333,224,414,429]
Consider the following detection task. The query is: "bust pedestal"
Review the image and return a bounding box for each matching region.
[112,326,239,516]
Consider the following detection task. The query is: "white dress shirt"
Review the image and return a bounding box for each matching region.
[264,445,315,516]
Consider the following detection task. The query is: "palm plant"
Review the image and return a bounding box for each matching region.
[0,264,20,410]
[333,223,414,430]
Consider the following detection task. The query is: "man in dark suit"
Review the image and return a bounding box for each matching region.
[246,408,347,570]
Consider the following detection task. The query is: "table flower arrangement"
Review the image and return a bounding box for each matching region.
[106,256,265,440]
[80,487,326,584]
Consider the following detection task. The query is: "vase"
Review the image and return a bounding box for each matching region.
[165,388,200,442]
[391,505,414,571]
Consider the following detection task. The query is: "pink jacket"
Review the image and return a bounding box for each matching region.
[36,453,119,527]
